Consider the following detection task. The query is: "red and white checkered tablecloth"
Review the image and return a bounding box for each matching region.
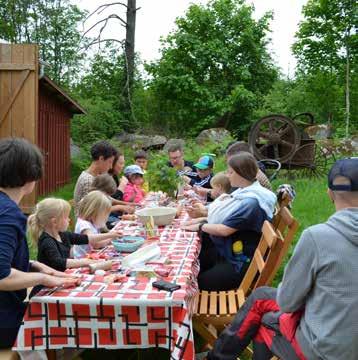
[14,215,200,360]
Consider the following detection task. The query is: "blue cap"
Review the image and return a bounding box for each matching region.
[328,157,358,191]
[124,165,144,176]
[194,155,214,170]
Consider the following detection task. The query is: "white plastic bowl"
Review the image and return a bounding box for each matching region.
[135,207,177,226]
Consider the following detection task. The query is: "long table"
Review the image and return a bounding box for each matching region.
[14,215,200,360]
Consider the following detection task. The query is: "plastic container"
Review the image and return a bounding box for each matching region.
[112,236,145,253]
[135,207,177,226]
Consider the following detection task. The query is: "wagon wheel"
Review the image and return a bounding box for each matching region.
[288,143,328,178]
[248,114,301,162]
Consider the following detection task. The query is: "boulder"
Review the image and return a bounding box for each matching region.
[70,138,81,159]
[114,132,167,150]
[196,128,231,145]
[163,138,186,152]
[304,124,332,140]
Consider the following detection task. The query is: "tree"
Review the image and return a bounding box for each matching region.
[81,0,139,127]
[145,0,278,136]
[0,0,87,86]
[293,0,358,136]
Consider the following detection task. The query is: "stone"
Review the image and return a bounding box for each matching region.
[196,128,232,145]
[113,132,167,150]
[163,138,186,152]
[304,124,332,140]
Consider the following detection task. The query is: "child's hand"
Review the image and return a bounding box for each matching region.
[80,258,99,267]
[109,229,123,238]
[123,205,135,214]
[194,186,208,196]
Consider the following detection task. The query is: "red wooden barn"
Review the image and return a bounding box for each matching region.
[0,43,85,212]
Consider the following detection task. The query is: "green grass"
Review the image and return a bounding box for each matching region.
[32,172,334,359]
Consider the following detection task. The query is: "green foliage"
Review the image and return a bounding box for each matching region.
[254,73,346,128]
[0,0,87,86]
[145,0,278,137]
[293,0,357,74]
[146,154,179,196]
[292,0,358,135]
[71,46,151,143]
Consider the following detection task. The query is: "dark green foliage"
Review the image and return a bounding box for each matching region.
[145,0,278,137]
[146,153,179,196]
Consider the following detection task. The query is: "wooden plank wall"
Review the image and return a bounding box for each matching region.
[38,86,71,196]
[0,44,39,212]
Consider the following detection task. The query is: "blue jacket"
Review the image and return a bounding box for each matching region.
[0,191,29,328]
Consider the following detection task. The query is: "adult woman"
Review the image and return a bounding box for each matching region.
[0,138,76,348]
[184,152,276,291]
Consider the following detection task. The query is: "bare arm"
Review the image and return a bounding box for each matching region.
[66,258,96,269]
[84,230,122,249]
[0,268,76,291]
[183,222,237,237]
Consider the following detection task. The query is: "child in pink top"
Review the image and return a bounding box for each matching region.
[123,165,146,203]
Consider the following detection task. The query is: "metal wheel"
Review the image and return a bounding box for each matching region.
[288,143,328,178]
[248,114,301,162]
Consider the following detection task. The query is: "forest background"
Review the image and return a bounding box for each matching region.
[1,0,356,145]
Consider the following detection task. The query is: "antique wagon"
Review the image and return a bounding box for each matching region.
[248,113,331,177]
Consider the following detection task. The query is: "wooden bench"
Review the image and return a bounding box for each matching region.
[0,350,19,360]
[193,206,299,350]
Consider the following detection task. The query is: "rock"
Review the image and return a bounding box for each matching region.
[70,138,81,159]
[196,128,232,145]
[163,138,186,152]
[143,135,167,150]
[304,124,332,140]
[339,138,358,155]
[113,132,167,150]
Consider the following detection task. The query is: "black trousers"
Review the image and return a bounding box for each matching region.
[198,232,249,291]
[0,305,26,349]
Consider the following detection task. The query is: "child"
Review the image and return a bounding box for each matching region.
[123,165,146,204]
[183,155,215,202]
[209,172,232,199]
[73,190,121,258]
[186,172,231,220]
[134,150,149,192]
[28,198,121,271]
[91,173,125,226]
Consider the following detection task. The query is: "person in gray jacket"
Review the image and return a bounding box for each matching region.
[202,157,358,360]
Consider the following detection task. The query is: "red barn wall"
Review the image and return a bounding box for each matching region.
[38,85,71,196]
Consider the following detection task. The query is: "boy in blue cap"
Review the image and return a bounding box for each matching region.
[182,155,215,200]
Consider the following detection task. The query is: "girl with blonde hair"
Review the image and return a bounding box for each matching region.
[73,190,121,258]
[28,197,121,270]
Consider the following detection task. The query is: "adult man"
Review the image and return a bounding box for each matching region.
[205,157,358,360]
[167,143,196,178]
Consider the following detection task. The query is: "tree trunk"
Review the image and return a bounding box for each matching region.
[345,39,350,138]
[125,0,136,116]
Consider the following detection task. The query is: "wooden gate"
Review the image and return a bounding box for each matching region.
[0,44,39,213]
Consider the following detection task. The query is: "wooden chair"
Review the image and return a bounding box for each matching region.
[268,206,299,285]
[193,221,282,347]
[0,350,19,360]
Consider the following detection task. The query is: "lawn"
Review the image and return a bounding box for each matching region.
[28,172,334,359]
